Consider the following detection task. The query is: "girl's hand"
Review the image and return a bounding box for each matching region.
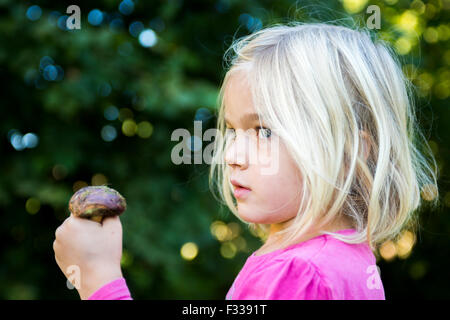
[53,214,124,300]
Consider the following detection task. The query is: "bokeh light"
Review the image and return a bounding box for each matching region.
[396,10,419,34]
[379,240,397,261]
[342,0,369,14]
[9,131,39,150]
[26,5,42,21]
[7,129,19,141]
[48,11,61,26]
[129,21,144,37]
[118,108,134,121]
[434,80,450,100]
[25,198,40,215]
[110,18,124,32]
[137,121,154,138]
[121,249,134,268]
[232,236,247,252]
[38,57,64,82]
[91,173,108,186]
[421,184,438,201]
[43,65,58,81]
[57,15,69,31]
[88,9,103,26]
[248,225,267,240]
[424,3,437,19]
[409,260,428,279]
[22,133,39,148]
[410,0,425,14]
[423,27,439,43]
[104,106,119,121]
[402,64,418,80]
[415,72,434,96]
[122,119,137,136]
[72,181,88,193]
[54,65,64,81]
[194,107,213,123]
[396,230,416,259]
[395,37,413,55]
[227,222,241,239]
[139,29,157,47]
[210,221,233,241]
[98,82,112,97]
[24,69,38,86]
[39,56,54,71]
[119,0,135,15]
[101,125,118,141]
[437,24,450,42]
[10,133,25,150]
[238,13,263,32]
[52,164,68,180]
[220,241,237,259]
[180,242,198,261]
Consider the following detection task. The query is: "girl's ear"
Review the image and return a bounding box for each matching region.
[359,130,372,162]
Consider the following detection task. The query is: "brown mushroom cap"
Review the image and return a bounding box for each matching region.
[69,186,126,222]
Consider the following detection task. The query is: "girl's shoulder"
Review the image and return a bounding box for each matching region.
[274,229,376,272]
[237,239,333,299]
[249,229,362,263]
[247,228,377,285]
[241,229,383,299]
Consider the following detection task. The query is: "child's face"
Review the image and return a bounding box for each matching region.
[223,70,304,225]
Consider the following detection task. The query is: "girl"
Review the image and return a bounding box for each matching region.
[53,21,439,300]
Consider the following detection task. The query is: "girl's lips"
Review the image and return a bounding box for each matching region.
[233,186,251,199]
[230,179,251,190]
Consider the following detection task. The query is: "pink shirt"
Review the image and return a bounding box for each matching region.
[88,278,133,300]
[88,229,385,300]
[226,228,385,300]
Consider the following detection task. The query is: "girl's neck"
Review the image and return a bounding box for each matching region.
[256,218,354,256]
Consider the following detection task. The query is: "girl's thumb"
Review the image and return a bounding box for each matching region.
[101,215,122,231]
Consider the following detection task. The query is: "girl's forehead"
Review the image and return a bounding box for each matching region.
[224,102,258,124]
[226,68,251,89]
[224,76,254,113]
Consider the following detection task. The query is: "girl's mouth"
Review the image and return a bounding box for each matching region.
[233,186,251,199]
[230,179,251,199]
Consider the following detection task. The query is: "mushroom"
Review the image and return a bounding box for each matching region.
[68,186,126,223]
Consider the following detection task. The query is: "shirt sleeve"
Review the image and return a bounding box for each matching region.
[87,277,133,300]
[261,256,334,300]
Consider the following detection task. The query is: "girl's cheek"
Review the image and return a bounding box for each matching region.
[255,150,279,177]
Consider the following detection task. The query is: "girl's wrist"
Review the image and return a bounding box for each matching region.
[78,265,123,300]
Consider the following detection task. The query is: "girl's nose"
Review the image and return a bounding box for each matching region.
[224,131,251,170]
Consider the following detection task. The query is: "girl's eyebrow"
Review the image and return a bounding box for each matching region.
[224,113,261,126]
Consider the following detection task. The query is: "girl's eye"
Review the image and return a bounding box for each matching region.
[257,127,272,139]
[225,127,271,140]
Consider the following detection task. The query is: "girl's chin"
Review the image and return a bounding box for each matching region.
[237,210,272,224]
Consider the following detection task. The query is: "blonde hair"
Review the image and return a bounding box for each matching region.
[209,21,440,253]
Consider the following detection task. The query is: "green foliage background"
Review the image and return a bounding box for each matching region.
[0,0,449,299]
